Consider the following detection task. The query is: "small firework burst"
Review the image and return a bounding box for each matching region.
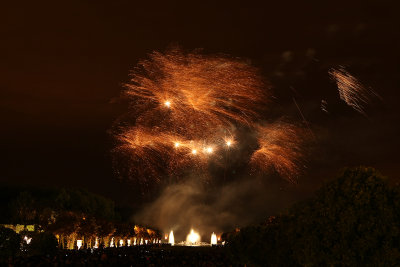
[329,66,380,116]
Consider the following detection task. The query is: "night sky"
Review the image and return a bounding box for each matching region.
[1,0,399,211]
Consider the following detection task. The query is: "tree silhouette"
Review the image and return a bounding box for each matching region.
[228,167,400,266]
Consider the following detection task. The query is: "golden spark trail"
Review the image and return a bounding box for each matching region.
[329,67,380,117]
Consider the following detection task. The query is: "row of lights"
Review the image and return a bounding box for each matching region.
[165,100,234,154]
[174,141,232,154]
[76,238,161,250]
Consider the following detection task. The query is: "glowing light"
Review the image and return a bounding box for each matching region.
[133,237,137,246]
[211,233,217,245]
[119,240,123,246]
[77,240,82,250]
[191,149,197,155]
[23,236,32,244]
[94,238,99,248]
[205,147,213,154]
[140,238,143,245]
[186,229,200,244]
[145,240,148,245]
[174,142,180,148]
[127,239,131,246]
[110,237,115,247]
[164,101,171,107]
[226,140,232,147]
[169,230,175,245]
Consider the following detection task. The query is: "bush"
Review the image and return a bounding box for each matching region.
[28,232,58,256]
[0,226,21,257]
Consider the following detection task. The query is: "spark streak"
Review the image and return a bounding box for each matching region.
[329,66,380,117]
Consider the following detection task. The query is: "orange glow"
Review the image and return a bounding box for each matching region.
[205,147,213,154]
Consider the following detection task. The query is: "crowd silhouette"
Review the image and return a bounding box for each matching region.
[2,245,236,267]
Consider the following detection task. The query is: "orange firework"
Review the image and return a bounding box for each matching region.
[250,123,304,183]
[329,67,380,117]
[125,48,266,137]
[113,48,305,186]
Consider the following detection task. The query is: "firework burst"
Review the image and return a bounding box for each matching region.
[113,48,305,187]
[329,66,380,117]
[250,123,305,183]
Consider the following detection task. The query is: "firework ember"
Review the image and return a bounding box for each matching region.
[113,48,305,185]
[321,99,329,114]
[329,66,380,116]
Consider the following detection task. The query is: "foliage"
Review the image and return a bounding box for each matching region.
[0,186,117,226]
[27,232,58,256]
[9,191,37,225]
[0,226,21,257]
[227,167,400,266]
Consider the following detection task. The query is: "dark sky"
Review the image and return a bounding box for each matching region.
[1,0,399,209]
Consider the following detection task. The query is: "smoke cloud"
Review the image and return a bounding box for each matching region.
[134,174,299,241]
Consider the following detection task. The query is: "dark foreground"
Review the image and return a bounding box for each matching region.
[2,246,238,267]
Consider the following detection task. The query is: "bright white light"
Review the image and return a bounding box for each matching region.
[127,239,131,246]
[211,233,217,245]
[186,229,200,244]
[164,101,171,107]
[94,238,99,248]
[77,240,83,250]
[145,240,148,245]
[206,147,213,153]
[192,149,197,155]
[110,237,114,247]
[174,142,180,148]
[226,141,232,147]
[169,230,175,245]
[24,236,32,244]
[119,240,123,246]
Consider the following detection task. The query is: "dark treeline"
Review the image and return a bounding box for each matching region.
[0,185,161,252]
[226,167,400,266]
[2,166,399,266]
[0,186,117,225]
